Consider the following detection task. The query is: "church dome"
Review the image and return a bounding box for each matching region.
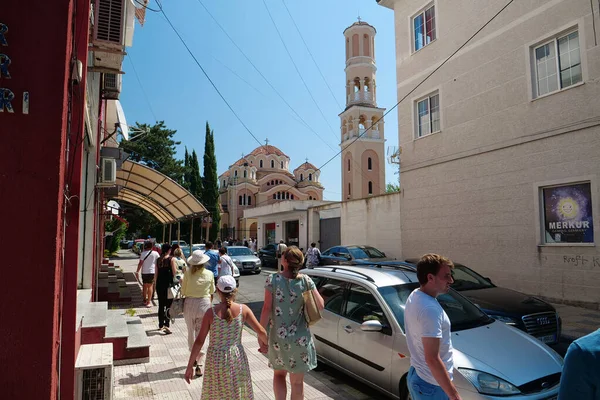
[249,145,289,158]
[293,161,318,172]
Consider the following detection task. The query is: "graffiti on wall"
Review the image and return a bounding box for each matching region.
[0,22,29,114]
[562,255,600,268]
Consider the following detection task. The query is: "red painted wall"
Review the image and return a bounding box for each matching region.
[0,1,74,398]
[61,0,91,398]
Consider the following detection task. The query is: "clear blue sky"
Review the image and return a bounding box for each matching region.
[120,0,398,201]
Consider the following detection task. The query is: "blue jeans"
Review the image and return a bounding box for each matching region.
[407,367,449,400]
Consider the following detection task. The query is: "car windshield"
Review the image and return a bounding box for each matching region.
[451,265,495,290]
[228,247,253,256]
[378,283,494,332]
[181,246,191,257]
[348,246,386,259]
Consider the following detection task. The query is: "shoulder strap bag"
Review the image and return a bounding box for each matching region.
[300,274,322,326]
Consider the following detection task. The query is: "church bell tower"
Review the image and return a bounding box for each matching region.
[340,19,385,200]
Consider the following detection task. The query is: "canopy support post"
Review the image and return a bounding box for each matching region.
[177,221,181,244]
[190,218,194,249]
[169,224,172,243]
[162,224,165,243]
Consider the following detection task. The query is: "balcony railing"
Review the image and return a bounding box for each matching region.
[342,128,380,142]
[347,91,373,106]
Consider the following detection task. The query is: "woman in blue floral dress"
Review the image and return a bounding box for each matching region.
[260,246,325,400]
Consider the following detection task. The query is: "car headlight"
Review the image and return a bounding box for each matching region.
[489,315,518,325]
[256,259,261,265]
[458,368,520,395]
[233,266,240,275]
[232,259,240,264]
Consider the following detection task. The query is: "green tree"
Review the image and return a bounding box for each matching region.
[119,121,184,181]
[202,122,220,241]
[183,147,191,190]
[386,183,401,193]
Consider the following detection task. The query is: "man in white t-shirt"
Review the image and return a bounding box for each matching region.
[217,247,234,276]
[136,241,160,307]
[404,254,461,400]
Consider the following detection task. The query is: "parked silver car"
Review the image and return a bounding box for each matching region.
[303,265,563,400]
[226,246,262,274]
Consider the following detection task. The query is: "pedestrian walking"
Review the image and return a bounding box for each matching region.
[135,241,160,307]
[204,242,220,285]
[155,244,178,334]
[404,254,461,400]
[217,247,235,276]
[558,328,600,399]
[276,240,287,273]
[305,242,321,269]
[185,275,268,400]
[171,247,186,278]
[250,238,257,252]
[259,246,325,400]
[182,250,215,377]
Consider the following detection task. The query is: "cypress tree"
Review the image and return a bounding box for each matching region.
[202,122,220,241]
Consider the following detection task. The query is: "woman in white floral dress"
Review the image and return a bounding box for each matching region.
[260,246,325,400]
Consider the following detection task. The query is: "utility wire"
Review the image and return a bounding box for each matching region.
[281,0,342,110]
[248,0,516,207]
[127,54,159,122]
[193,0,337,150]
[133,0,161,12]
[261,0,339,143]
[156,0,265,150]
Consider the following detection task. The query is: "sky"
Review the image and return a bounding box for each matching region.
[120,0,399,201]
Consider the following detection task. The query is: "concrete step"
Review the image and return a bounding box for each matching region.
[75,343,113,369]
[113,317,150,365]
[105,310,129,339]
[81,302,108,345]
[76,289,93,331]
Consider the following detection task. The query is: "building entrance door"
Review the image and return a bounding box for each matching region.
[285,220,299,247]
[265,223,276,245]
[319,217,340,251]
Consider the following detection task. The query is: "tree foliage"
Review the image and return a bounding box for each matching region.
[202,122,220,241]
[120,121,184,182]
[386,183,401,193]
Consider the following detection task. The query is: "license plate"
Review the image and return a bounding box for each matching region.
[538,335,555,344]
[243,263,254,267]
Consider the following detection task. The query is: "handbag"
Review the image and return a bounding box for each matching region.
[167,286,184,322]
[301,274,322,326]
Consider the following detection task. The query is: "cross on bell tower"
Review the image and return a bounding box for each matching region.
[265,138,269,146]
[340,19,385,200]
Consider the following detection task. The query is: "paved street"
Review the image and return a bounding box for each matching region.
[111,250,600,399]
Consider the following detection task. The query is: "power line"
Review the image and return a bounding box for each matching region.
[155,0,265,151]
[261,0,339,143]
[275,0,385,193]
[133,0,160,12]
[126,54,158,122]
[247,0,516,208]
[280,0,342,110]
[193,0,337,150]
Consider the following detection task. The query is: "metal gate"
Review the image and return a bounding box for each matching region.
[319,217,340,251]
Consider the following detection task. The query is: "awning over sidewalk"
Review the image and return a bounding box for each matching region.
[115,160,208,224]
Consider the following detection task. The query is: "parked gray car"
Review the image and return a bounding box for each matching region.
[303,265,563,400]
[226,246,262,274]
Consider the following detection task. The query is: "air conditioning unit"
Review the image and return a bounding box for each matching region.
[75,343,113,400]
[93,0,126,48]
[102,73,121,99]
[98,157,117,187]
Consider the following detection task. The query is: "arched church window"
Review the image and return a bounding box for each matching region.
[368,181,373,194]
[368,157,372,170]
[271,160,275,168]
[347,159,351,171]
[234,170,238,177]
[243,170,247,178]
[280,161,283,169]
[260,160,263,168]
[309,173,312,181]
[239,195,243,205]
[248,196,252,206]
[300,173,303,181]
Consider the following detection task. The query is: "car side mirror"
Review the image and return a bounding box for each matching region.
[360,320,383,332]
[254,252,258,256]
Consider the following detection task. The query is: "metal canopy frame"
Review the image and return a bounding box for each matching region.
[115,160,208,224]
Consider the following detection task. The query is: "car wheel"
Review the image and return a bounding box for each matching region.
[399,374,411,400]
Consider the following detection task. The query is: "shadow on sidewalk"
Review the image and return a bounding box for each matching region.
[117,366,186,385]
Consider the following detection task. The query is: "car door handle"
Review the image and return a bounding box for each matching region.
[343,325,353,333]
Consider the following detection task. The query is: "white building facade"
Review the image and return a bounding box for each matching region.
[379,0,600,306]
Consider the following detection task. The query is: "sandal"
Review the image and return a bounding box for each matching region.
[195,366,203,377]
[163,327,172,335]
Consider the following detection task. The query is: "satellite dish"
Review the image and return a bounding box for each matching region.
[106,200,121,215]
